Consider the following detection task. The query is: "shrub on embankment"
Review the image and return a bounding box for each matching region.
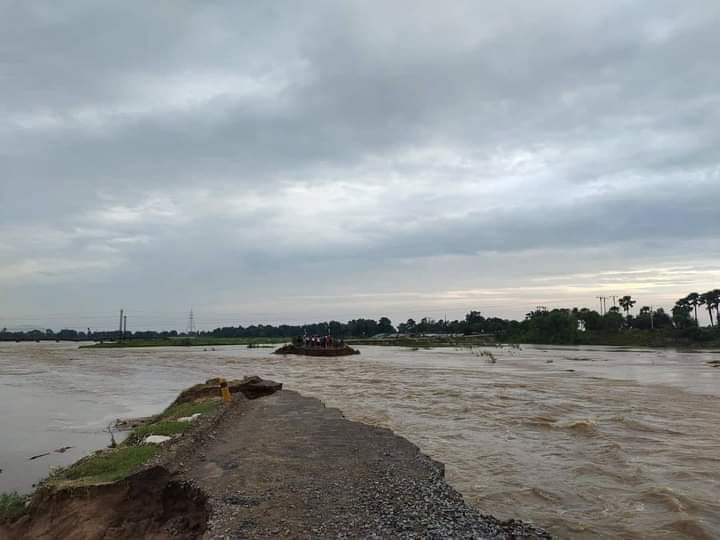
[0,493,25,521]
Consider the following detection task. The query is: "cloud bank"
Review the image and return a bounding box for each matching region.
[1,1,719,329]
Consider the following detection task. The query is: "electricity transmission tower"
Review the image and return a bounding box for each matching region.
[187,309,196,336]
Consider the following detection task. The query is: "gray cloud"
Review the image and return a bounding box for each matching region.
[1,1,719,328]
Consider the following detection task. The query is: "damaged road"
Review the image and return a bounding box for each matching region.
[1,379,549,539]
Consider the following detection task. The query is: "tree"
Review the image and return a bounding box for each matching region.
[632,307,651,330]
[652,308,673,329]
[464,311,486,334]
[685,292,700,322]
[699,291,717,327]
[521,309,579,344]
[618,295,636,317]
[398,318,417,334]
[377,317,395,334]
[576,308,602,331]
[672,301,694,329]
[602,310,624,332]
[711,289,720,327]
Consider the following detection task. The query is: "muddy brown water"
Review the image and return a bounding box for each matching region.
[1,342,719,539]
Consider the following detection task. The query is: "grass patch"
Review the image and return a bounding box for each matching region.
[50,446,160,486]
[160,399,220,420]
[0,492,26,520]
[125,398,220,445]
[41,395,222,489]
[128,420,190,443]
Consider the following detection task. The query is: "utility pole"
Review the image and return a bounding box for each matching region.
[650,305,654,330]
[596,296,607,315]
[119,309,124,340]
[611,296,617,308]
[123,315,127,337]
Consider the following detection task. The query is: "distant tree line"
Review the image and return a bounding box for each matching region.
[0,328,182,342]
[509,289,720,345]
[2,289,718,345]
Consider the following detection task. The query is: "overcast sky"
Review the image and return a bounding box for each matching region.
[1,1,719,330]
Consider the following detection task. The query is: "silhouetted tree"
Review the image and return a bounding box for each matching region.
[672,301,695,329]
[618,295,636,317]
[700,291,717,327]
[685,292,700,322]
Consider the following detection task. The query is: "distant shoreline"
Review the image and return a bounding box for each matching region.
[79,333,719,350]
[2,331,718,350]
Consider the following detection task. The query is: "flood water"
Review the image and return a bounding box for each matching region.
[1,342,719,539]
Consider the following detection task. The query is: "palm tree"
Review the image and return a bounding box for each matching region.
[685,292,700,322]
[711,289,720,327]
[618,295,636,317]
[672,301,693,328]
[699,291,716,327]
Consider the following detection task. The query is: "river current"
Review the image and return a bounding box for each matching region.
[1,342,719,538]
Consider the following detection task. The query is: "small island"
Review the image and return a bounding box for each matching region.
[274,335,360,356]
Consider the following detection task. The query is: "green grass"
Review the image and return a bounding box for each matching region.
[129,420,190,440]
[160,399,220,420]
[0,492,26,520]
[37,393,224,489]
[124,397,221,445]
[43,396,222,488]
[49,446,160,486]
[81,337,288,349]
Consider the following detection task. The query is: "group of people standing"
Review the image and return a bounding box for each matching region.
[296,335,342,348]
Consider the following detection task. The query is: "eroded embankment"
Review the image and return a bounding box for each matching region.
[1,378,550,539]
[0,376,279,540]
[3,467,208,539]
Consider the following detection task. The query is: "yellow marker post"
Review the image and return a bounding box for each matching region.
[219,378,232,403]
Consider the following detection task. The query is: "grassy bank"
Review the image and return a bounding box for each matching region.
[41,397,221,490]
[81,336,287,349]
